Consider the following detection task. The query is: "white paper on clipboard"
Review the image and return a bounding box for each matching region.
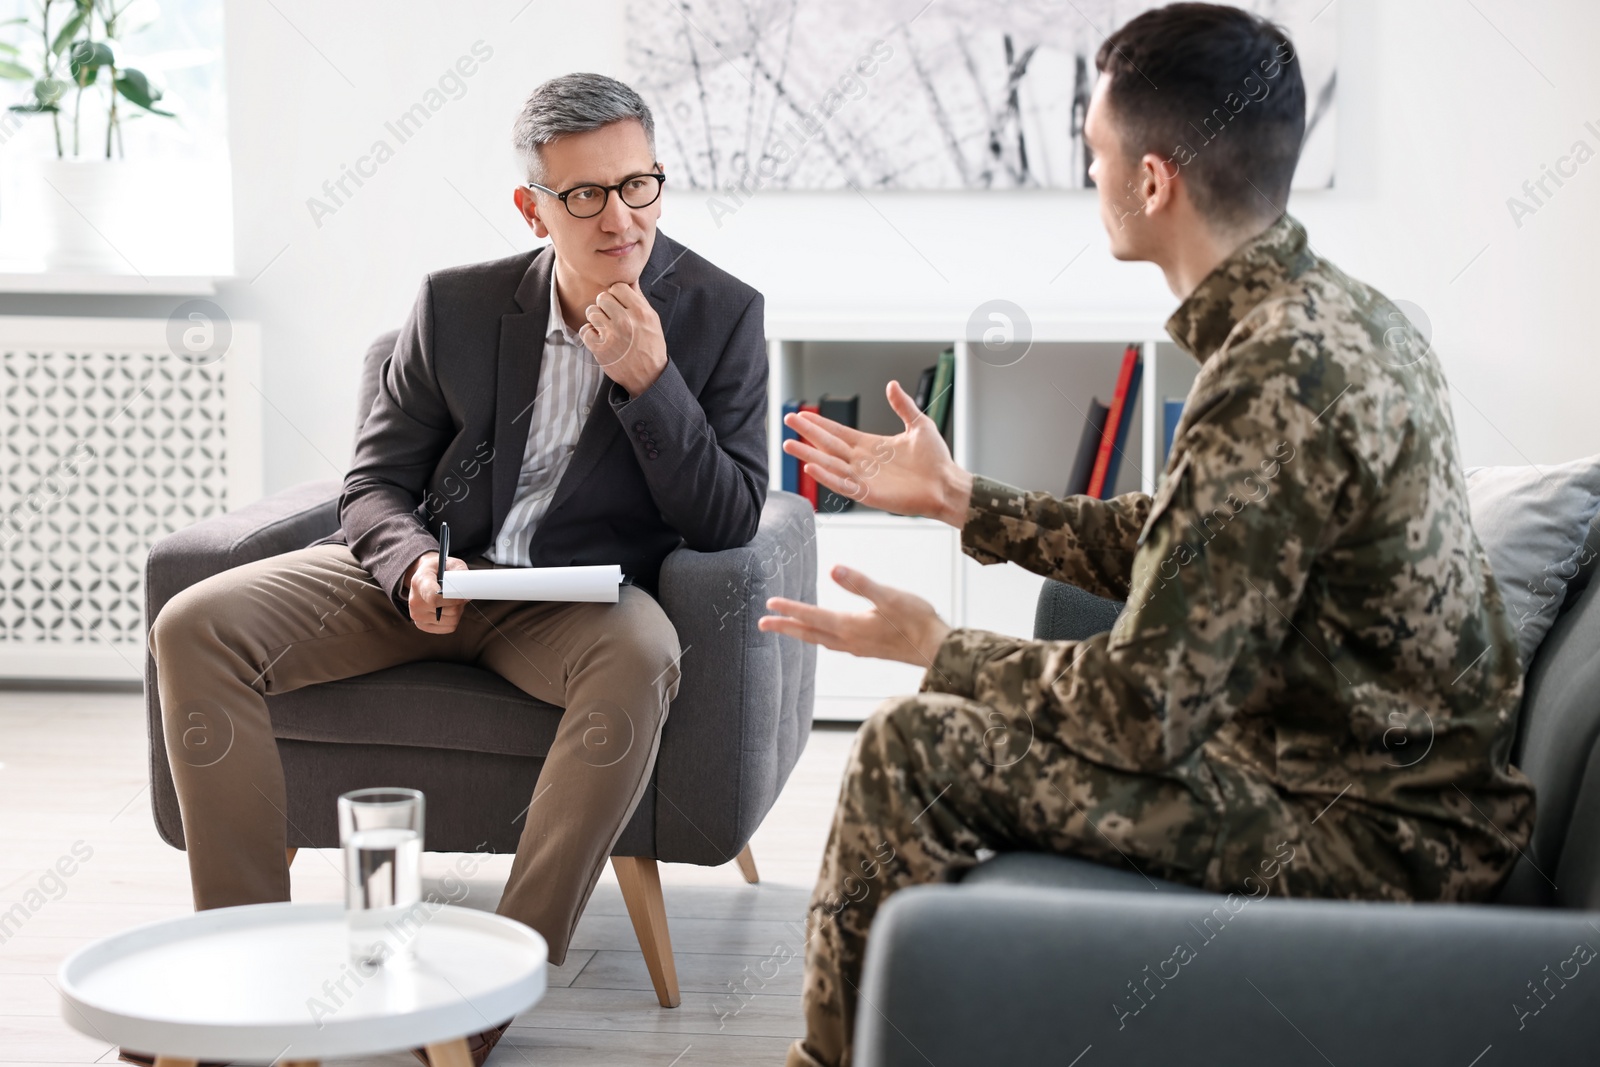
[440,564,623,603]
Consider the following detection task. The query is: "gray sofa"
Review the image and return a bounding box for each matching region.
[857,533,1600,1065]
[143,331,817,1007]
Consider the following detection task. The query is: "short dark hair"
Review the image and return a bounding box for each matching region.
[1095,3,1305,226]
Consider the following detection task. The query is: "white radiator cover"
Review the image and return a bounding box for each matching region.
[0,316,262,680]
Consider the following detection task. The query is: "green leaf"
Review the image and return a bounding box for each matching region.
[67,39,110,85]
[0,41,22,56]
[9,102,61,113]
[71,39,113,65]
[35,76,67,105]
[0,59,31,79]
[114,68,172,115]
[51,8,87,56]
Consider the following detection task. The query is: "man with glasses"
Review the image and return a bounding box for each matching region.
[145,72,767,1067]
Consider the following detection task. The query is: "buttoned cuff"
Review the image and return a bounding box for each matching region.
[381,529,443,619]
[610,359,696,464]
[920,626,1028,700]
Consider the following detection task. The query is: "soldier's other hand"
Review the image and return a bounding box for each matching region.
[405,551,470,635]
[759,565,951,666]
[783,380,974,527]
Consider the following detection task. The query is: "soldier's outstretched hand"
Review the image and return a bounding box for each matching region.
[759,564,951,667]
[783,380,973,527]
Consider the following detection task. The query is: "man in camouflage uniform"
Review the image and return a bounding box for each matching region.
[761,6,1534,1066]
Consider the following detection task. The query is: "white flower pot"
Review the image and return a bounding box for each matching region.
[38,157,137,271]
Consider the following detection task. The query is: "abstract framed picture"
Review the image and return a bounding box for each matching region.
[626,0,1336,193]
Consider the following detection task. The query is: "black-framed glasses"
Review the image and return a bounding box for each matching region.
[525,171,666,219]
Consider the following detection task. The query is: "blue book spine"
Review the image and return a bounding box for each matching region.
[1164,398,1185,462]
[781,399,801,494]
[1103,355,1143,493]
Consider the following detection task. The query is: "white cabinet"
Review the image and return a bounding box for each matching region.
[959,557,1047,643]
[811,514,956,721]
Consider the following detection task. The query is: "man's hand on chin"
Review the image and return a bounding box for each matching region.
[581,280,668,397]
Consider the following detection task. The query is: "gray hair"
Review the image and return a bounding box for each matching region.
[512,73,656,184]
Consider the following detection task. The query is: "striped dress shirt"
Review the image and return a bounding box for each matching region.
[484,266,607,565]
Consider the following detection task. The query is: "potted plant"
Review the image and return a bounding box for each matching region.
[3,0,178,269]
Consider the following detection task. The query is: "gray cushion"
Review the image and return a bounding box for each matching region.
[275,739,655,856]
[652,489,818,863]
[857,886,1600,1067]
[354,329,400,447]
[1497,517,1600,908]
[1465,456,1600,669]
[268,661,563,759]
[961,852,1205,895]
[1033,580,1123,641]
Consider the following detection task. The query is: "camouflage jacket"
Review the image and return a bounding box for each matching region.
[926,214,1535,902]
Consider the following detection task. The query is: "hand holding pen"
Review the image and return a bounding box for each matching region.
[436,521,450,621]
[404,522,469,634]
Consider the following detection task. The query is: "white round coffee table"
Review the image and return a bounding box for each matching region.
[58,901,547,1067]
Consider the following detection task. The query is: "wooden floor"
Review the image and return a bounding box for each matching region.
[0,689,859,1066]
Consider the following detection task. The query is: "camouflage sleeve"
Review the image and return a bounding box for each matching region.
[924,373,1351,774]
[962,476,1152,601]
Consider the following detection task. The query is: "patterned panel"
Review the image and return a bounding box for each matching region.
[0,347,227,651]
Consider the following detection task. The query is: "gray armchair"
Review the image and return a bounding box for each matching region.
[143,331,816,1009]
[857,530,1600,1065]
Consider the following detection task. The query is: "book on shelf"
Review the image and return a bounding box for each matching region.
[815,394,860,514]
[1100,350,1143,495]
[912,365,936,412]
[924,346,956,440]
[1163,397,1185,463]
[1065,398,1109,497]
[1087,344,1143,498]
[797,401,820,508]
[780,399,801,494]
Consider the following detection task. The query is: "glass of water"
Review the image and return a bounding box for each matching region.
[338,787,424,967]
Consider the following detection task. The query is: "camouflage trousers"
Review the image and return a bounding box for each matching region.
[783,690,1332,1067]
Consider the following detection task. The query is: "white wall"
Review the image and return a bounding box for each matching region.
[200,0,1600,493]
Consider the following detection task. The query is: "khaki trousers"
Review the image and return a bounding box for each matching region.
[149,543,680,966]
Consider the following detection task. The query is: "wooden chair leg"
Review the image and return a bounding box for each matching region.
[611,856,680,1008]
[734,843,759,884]
[423,1038,473,1067]
[152,1058,198,1067]
[286,846,298,868]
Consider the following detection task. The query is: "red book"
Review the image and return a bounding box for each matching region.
[1087,345,1140,498]
[797,401,820,508]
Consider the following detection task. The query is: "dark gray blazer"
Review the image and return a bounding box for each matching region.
[324,232,768,615]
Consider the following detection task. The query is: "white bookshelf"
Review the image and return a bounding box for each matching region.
[767,315,1199,721]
